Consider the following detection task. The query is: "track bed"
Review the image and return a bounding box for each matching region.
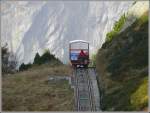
[73,68,100,111]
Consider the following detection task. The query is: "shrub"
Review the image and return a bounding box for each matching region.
[19,63,32,71]
[106,31,117,42]
[130,77,148,110]
[89,54,97,67]
[33,50,61,65]
[106,14,126,42]
[19,50,62,71]
[34,53,41,65]
[40,51,55,64]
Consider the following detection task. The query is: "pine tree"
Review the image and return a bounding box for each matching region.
[34,53,41,64]
[2,43,17,74]
[2,44,9,74]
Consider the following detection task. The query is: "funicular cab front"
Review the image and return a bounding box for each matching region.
[69,40,89,68]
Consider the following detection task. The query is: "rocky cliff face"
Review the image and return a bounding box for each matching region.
[1,1,134,65]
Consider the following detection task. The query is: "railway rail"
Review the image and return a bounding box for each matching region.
[73,67,100,111]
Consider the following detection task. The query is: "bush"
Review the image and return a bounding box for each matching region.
[19,63,32,71]
[130,77,148,110]
[19,50,62,71]
[106,31,117,42]
[34,53,41,65]
[40,51,55,64]
[89,54,97,67]
[33,50,61,65]
[106,14,126,42]
[2,44,9,74]
[113,14,126,32]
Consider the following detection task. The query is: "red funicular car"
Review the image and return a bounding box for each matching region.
[69,40,89,68]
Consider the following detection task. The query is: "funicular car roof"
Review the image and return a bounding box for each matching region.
[69,40,89,44]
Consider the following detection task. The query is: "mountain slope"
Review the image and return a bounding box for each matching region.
[1,1,134,65]
[96,10,148,111]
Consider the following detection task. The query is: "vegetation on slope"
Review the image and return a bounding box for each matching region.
[2,65,74,111]
[131,76,148,110]
[106,13,126,42]
[1,44,18,74]
[19,50,62,71]
[33,50,62,65]
[89,53,97,67]
[96,11,148,111]
[3,48,74,111]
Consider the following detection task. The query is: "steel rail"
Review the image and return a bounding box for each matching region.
[74,68,96,111]
[85,68,96,111]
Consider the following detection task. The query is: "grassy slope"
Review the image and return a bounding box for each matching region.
[2,64,74,111]
[96,11,148,111]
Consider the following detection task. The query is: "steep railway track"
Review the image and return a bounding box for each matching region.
[73,68,99,111]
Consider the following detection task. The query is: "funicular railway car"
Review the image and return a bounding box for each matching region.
[69,40,89,68]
